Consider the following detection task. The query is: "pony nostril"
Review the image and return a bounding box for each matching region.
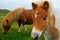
[43,15,47,20]
[43,17,46,20]
[33,35,38,40]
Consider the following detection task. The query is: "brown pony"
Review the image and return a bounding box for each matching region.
[1,7,33,34]
[31,1,59,40]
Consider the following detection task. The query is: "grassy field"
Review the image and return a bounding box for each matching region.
[0,10,45,40]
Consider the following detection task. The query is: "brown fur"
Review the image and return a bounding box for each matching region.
[2,7,25,26]
[31,1,50,40]
[19,10,33,25]
[38,1,59,40]
[1,7,25,33]
[1,7,33,33]
[31,1,59,40]
[32,1,49,31]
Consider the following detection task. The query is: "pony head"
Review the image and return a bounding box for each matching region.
[2,18,10,34]
[31,1,49,40]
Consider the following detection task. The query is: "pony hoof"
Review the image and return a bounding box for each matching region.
[18,30,21,32]
[25,29,28,32]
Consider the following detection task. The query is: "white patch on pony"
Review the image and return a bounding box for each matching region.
[31,27,43,39]
[24,18,26,22]
[18,28,21,32]
[24,25,28,31]
[34,11,38,18]
[18,26,23,32]
[18,24,23,32]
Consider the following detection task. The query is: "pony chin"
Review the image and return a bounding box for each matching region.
[31,27,43,39]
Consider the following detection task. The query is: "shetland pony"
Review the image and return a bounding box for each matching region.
[1,7,25,34]
[31,1,59,40]
[1,7,33,34]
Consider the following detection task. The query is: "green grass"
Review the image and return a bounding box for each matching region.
[0,10,45,40]
[0,23,32,40]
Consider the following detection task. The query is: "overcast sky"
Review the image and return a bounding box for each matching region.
[0,0,60,17]
[0,0,60,10]
[0,0,39,10]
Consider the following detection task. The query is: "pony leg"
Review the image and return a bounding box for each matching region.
[18,24,21,32]
[17,21,21,32]
[23,24,28,31]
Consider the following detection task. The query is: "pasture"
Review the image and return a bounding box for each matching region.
[0,10,44,40]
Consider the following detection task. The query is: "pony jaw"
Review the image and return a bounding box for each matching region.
[31,27,43,39]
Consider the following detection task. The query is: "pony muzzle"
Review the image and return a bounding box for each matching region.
[31,27,43,40]
[2,31,7,35]
[32,35,39,40]
[3,32,7,34]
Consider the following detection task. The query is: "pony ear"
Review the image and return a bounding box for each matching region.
[32,2,38,10]
[42,1,49,10]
